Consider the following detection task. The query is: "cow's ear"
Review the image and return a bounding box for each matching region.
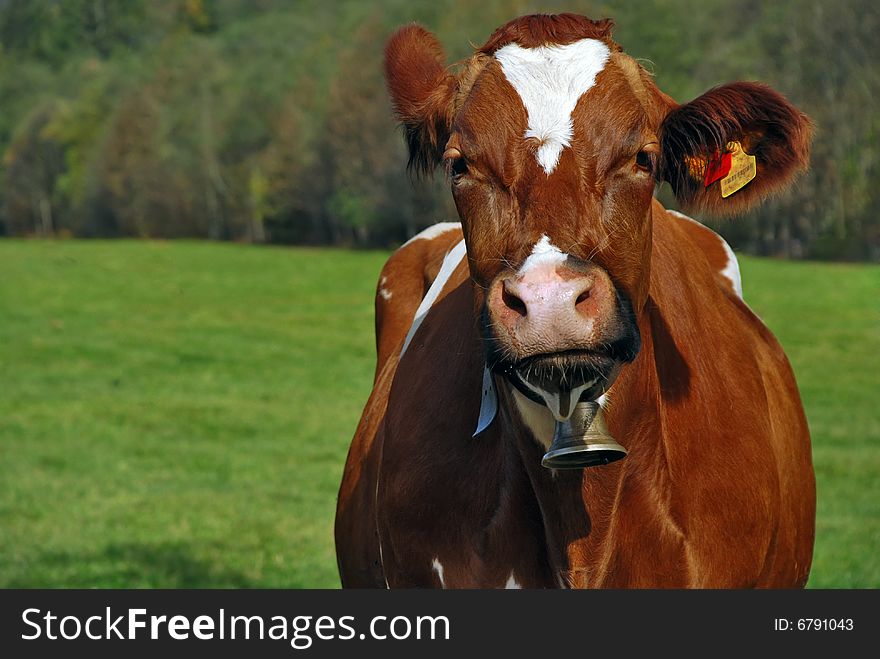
[384,25,456,177]
[659,82,812,216]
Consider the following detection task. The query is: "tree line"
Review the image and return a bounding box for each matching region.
[0,0,877,260]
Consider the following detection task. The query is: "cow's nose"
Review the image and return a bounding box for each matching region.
[500,271,594,320]
[488,261,615,355]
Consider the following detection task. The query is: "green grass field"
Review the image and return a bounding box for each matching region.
[1,240,877,588]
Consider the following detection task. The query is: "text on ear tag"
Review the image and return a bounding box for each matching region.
[720,141,757,198]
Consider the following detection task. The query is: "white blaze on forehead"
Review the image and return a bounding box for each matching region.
[518,234,567,275]
[495,39,611,174]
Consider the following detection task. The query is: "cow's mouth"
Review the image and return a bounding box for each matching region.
[493,350,619,420]
[517,349,615,391]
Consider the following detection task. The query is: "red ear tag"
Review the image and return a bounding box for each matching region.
[704,150,732,187]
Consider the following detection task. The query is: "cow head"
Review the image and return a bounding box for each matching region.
[385,14,810,423]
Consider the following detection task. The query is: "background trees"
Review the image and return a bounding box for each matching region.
[0,0,876,259]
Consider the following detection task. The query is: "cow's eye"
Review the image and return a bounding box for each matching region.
[635,150,654,173]
[443,147,468,183]
[449,156,469,181]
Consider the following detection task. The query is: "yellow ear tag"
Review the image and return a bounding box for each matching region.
[720,141,757,198]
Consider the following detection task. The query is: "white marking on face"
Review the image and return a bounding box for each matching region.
[495,39,611,174]
[518,234,567,275]
[401,239,467,357]
[401,221,462,248]
[504,571,522,589]
[431,558,446,588]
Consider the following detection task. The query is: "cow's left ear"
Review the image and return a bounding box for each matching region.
[384,25,457,178]
[659,82,812,216]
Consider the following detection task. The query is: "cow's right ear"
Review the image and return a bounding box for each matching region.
[384,25,456,177]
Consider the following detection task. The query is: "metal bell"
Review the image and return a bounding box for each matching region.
[541,401,627,469]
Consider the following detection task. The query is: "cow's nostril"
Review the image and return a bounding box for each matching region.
[575,289,591,306]
[501,284,528,317]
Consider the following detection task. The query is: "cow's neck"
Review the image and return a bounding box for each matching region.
[494,388,590,586]
[497,305,668,588]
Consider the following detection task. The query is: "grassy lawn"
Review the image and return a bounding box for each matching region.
[0,240,877,588]
[0,240,386,588]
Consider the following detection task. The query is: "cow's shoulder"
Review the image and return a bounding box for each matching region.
[663,209,743,299]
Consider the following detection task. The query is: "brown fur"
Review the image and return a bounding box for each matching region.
[337,14,816,588]
[384,25,457,176]
[479,13,616,53]
[660,82,813,215]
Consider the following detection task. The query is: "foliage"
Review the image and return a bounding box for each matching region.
[0,0,877,259]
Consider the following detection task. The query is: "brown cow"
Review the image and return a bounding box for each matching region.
[335,14,815,588]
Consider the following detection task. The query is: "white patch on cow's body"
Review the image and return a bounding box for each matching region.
[376,472,390,588]
[518,234,567,275]
[378,276,393,301]
[668,210,743,299]
[719,239,743,299]
[401,221,462,248]
[473,366,498,436]
[495,39,611,174]
[512,386,613,450]
[504,571,522,589]
[432,558,446,588]
[511,388,556,449]
[401,239,467,357]
[378,540,390,588]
